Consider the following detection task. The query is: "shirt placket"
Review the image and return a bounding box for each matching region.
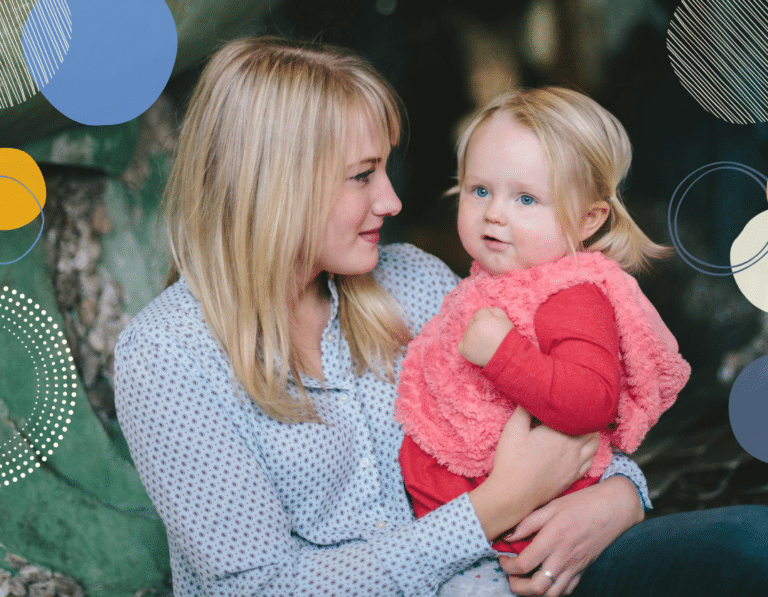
[320,296,389,537]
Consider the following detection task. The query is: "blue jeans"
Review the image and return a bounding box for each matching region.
[571,506,768,597]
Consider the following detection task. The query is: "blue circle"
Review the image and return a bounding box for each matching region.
[667,162,768,276]
[22,0,177,126]
[729,355,768,463]
[0,175,44,266]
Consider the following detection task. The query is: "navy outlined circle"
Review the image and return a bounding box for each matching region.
[0,175,45,266]
[667,162,768,276]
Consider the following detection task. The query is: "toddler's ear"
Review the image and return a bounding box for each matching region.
[579,201,610,241]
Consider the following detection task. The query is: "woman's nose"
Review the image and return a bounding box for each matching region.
[373,173,402,217]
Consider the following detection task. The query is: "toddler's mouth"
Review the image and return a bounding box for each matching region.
[482,235,509,250]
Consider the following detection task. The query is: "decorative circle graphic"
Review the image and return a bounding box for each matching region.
[667,0,768,124]
[0,147,47,230]
[731,211,768,312]
[667,162,768,276]
[0,287,77,487]
[22,0,178,126]
[0,176,44,266]
[0,0,72,109]
[728,355,768,463]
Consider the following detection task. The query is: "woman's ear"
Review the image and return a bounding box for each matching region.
[579,201,610,241]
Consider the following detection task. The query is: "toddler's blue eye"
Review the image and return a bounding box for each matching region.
[520,194,536,205]
[473,187,489,198]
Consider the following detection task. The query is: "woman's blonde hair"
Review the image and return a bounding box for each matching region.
[454,87,669,273]
[164,37,410,423]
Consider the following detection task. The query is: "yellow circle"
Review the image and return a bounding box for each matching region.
[0,148,46,231]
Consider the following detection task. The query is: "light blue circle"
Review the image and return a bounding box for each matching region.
[22,0,177,126]
[728,355,768,463]
[0,176,44,266]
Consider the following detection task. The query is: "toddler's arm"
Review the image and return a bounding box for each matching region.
[481,283,620,435]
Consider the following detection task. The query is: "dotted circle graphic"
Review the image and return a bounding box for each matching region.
[729,355,768,463]
[23,0,178,126]
[0,287,77,487]
[0,175,44,265]
[667,161,768,276]
[667,0,768,124]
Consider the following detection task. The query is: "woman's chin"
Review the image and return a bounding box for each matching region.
[330,248,380,276]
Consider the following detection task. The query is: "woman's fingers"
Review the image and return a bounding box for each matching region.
[508,403,533,428]
[501,478,643,596]
[500,560,577,597]
[563,573,582,595]
[498,537,545,576]
[578,433,600,477]
[503,502,554,542]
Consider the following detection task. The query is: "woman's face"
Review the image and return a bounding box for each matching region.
[316,115,402,277]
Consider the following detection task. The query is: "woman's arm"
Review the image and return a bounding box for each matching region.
[116,323,485,597]
[468,407,599,542]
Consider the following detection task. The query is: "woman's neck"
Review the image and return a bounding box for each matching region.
[290,272,332,379]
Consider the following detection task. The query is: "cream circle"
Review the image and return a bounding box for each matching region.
[731,211,768,312]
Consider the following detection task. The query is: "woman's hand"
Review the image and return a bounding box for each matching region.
[458,307,514,367]
[498,475,645,596]
[469,408,599,542]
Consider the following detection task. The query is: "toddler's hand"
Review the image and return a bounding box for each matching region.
[458,307,514,367]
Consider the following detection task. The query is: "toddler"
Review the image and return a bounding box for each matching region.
[394,87,691,555]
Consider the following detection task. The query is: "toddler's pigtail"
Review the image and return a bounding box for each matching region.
[588,194,671,274]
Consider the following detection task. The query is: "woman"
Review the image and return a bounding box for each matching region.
[114,37,767,597]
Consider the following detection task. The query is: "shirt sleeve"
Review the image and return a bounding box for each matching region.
[602,451,653,511]
[481,283,621,435]
[115,323,495,597]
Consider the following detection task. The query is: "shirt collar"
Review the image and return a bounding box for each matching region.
[326,273,340,324]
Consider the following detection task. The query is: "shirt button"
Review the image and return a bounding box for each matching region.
[339,393,349,404]
[360,457,370,468]
[326,333,333,341]
[375,520,386,530]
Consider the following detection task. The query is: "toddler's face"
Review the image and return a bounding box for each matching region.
[457,115,570,275]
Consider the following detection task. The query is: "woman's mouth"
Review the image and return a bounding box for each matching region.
[360,229,380,244]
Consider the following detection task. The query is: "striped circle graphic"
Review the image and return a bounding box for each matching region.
[0,0,72,109]
[667,0,768,124]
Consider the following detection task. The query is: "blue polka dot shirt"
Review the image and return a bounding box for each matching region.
[115,243,649,596]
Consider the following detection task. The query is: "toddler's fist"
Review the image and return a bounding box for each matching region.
[458,306,514,367]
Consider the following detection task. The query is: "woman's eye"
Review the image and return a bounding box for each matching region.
[473,186,489,198]
[352,169,375,184]
[519,194,536,205]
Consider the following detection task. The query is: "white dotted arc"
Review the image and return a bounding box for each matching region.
[0,287,76,487]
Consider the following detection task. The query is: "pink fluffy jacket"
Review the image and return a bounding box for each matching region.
[394,251,691,478]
